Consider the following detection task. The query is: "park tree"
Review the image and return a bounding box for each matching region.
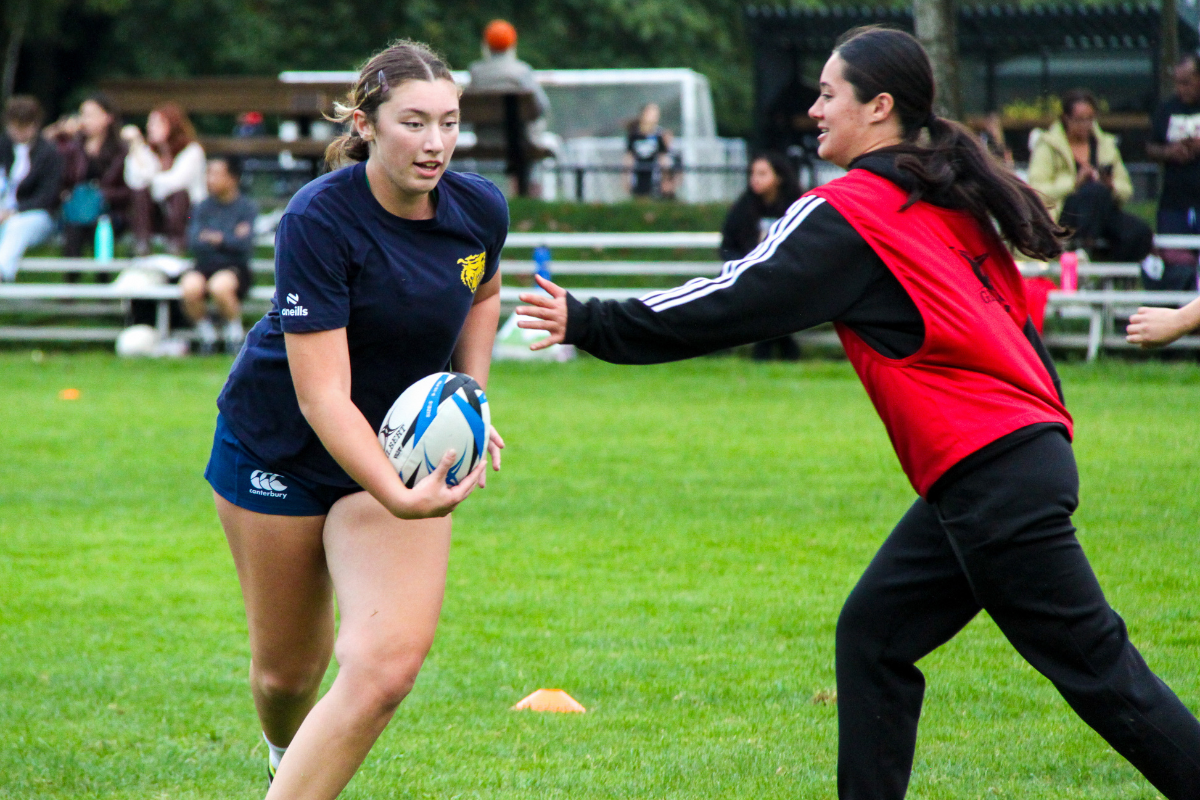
[1161,0,1179,97]
[912,0,962,119]
[6,0,756,136]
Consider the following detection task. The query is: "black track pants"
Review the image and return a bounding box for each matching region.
[835,429,1200,799]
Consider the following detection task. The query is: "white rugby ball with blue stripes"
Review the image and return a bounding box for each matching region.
[378,372,491,488]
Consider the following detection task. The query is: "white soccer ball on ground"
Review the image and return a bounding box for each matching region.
[115,324,160,357]
[378,372,491,488]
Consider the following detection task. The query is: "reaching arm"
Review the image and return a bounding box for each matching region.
[286,328,483,518]
[518,196,879,364]
[1126,298,1200,348]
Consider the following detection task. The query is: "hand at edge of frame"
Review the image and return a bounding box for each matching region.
[1125,306,1188,349]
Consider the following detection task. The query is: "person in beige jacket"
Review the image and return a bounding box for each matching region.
[1028,88,1150,262]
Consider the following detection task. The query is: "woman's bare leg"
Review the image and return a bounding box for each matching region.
[216,493,335,747]
[264,490,451,800]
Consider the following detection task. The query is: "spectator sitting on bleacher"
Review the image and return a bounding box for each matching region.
[122,102,206,256]
[1028,88,1151,266]
[58,94,131,276]
[182,156,256,354]
[1146,52,1200,291]
[0,96,62,283]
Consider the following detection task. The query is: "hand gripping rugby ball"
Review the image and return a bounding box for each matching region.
[378,372,491,488]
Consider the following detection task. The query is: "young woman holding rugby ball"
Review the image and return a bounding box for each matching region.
[204,40,505,798]
[518,26,1200,800]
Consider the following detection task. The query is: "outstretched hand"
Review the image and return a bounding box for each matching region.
[392,448,485,519]
[1126,306,1189,348]
[516,276,568,351]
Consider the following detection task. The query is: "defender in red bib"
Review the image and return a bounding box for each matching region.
[518,26,1200,800]
[815,169,1072,497]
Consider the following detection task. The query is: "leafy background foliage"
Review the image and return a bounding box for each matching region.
[16,0,759,136]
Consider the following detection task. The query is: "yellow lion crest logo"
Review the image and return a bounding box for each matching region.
[458,251,487,292]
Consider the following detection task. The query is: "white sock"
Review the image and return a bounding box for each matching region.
[264,732,287,770]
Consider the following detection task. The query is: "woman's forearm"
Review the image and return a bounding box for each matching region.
[452,277,501,389]
[286,329,408,512]
[123,143,158,190]
[298,385,409,508]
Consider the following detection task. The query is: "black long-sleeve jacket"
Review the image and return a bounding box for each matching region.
[0,136,63,213]
[563,153,1063,401]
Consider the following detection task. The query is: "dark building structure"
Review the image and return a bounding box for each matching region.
[746,3,1199,160]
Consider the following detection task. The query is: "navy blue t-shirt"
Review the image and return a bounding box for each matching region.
[217,163,508,487]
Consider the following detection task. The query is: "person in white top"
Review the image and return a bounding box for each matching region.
[122,102,206,255]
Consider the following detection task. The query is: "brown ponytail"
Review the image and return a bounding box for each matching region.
[834,26,1068,261]
[324,39,456,170]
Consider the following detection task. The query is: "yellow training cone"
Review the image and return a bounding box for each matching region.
[511,689,586,713]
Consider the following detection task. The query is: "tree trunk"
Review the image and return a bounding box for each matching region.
[1161,0,1179,101]
[913,0,962,120]
[2,0,31,108]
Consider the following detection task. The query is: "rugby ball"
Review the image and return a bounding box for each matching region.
[378,372,491,488]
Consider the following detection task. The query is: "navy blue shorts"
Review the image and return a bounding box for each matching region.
[204,414,360,516]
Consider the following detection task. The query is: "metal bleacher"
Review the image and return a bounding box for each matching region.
[4,232,1200,360]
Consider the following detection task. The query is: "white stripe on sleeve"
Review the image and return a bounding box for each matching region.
[641,195,826,313]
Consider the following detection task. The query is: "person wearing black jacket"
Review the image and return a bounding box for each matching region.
[58,94,131,264]
[0,96,62,282]
[1146,53,1200,289]
[720,151,803,359]
[517,26,1200,800]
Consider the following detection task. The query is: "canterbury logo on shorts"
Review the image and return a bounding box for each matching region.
[249,470,288,498]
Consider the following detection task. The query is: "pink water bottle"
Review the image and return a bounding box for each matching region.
[1059,250,1078,293]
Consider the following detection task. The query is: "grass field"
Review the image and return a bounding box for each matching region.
[2,353,1198,799]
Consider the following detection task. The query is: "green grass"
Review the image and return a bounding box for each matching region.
[1,354,1198,799]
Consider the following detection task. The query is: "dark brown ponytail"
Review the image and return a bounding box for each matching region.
[325,39,456,170]
[834,26,1068,261]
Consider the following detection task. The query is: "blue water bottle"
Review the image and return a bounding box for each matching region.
[94,215,114,263]
[533,244,552,282]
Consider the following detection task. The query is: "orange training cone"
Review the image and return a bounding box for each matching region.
[511,688,586,713]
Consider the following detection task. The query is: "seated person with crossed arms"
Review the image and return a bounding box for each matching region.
[182,155,257,354]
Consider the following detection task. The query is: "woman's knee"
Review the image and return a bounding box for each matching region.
[836,585,880,660]
[335,638,431,714]
[252,657,328,701]
[179,271,207,303]
[208,270,240,300]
